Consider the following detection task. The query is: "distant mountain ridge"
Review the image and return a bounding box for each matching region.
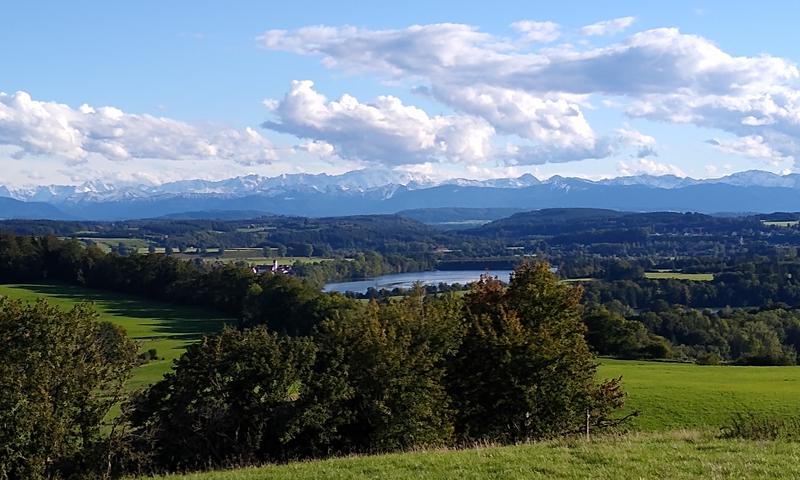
[2,169,800,220]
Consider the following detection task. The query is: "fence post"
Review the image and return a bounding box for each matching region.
[585,409,591,441]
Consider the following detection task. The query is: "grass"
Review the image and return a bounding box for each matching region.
[134,359,800,479]
[137,431,800,479]
[0,283,230,389]
[75,237,152,253]
[599,359,800,431]
[643,272,714,281]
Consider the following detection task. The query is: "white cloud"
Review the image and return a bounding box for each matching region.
[579,16,636,36]
[0,91,278,165]
[262,80,494,166]
[427,85,596,147]
[260,22,800,170]
[501,140,614,165]
[615,128,658,158]
[617,158,685,177]
[511,20,560,43]
[706,136,793,165]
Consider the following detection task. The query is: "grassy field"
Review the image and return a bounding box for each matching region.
[75,237,152,253]
[599,359,800,431]
[643,272,714,281]
[137,431,800,480]
[0,283,230,389]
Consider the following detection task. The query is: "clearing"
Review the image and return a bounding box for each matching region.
[0,283,230,389]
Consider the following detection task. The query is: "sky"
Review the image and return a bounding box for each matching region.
[2,0,800,187]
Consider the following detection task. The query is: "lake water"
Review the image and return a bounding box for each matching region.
[323,270,513,294]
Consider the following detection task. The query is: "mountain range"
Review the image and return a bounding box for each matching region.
[2,169,800,220]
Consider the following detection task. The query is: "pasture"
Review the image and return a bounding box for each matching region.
[138,431,800,479]
[643,272,714,281]
[599,359,800,431]
[0,283,230,389]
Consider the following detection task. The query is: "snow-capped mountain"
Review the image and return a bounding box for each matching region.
[2,169,800,220]
[5,169,800,205]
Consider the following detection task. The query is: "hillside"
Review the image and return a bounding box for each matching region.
[139,431,800,479]
[0,196,70,220]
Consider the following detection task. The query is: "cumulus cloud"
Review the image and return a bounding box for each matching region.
[262,80,494,165]
[579,16,636,36]
[617,158,686,177]
[511,20,560,43]
[0,91,278,165]
[706,136,793,165]
[427,85,596,147]
[616,128,658,158]
[260,22,800,169]
[501,140,614,165]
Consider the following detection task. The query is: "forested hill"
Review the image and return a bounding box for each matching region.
[0,214,447,252]
[0,197,71,220]
[3,209,800,256]
[469,209,759,237]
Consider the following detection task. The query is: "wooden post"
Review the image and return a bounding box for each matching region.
[585,410,590,441]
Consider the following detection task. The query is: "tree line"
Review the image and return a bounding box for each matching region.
[1,260,624,479]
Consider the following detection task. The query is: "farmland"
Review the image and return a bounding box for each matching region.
[0,283,230,389]
[643,271,714,281]
[598,359,800,431]
[138,431,800,480]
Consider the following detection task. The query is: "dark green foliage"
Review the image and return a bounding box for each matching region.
[125,327,348,470]
[0,297,137,480]
[721,413,800,441]
[448,263,625,442]
[584,307,671,359]
[316,290,464,451]
[121,264,622,474]
[241,274,351,335]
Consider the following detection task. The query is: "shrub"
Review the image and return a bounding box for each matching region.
[721,413,800,441]
[0,298,137,480]
[448,263,625,442]
[125,327,347,471]
[315,289,464,452]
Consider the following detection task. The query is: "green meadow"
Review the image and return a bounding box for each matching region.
[138,431,800,480]
[643,272,714,281]
[0,283,230,389]
[599,359,800,431]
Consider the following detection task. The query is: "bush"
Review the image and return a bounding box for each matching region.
[0,298,137,480]
[315,289,464,452]
[125,327,347,471]
[124,263,625,474]
[448,263,625,442]
[721,413,800,441]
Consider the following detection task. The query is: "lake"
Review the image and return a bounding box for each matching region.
[323,270,513,294]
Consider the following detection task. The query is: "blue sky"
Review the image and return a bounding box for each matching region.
[2,0,800,186]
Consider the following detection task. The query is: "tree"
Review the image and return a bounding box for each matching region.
[0,298,137,479]
[315,289,464,451]
[241,273,349,335]
[448,263,624,442]
[125,327,348,470]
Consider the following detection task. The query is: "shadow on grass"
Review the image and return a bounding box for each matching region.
[11,283,231,341]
